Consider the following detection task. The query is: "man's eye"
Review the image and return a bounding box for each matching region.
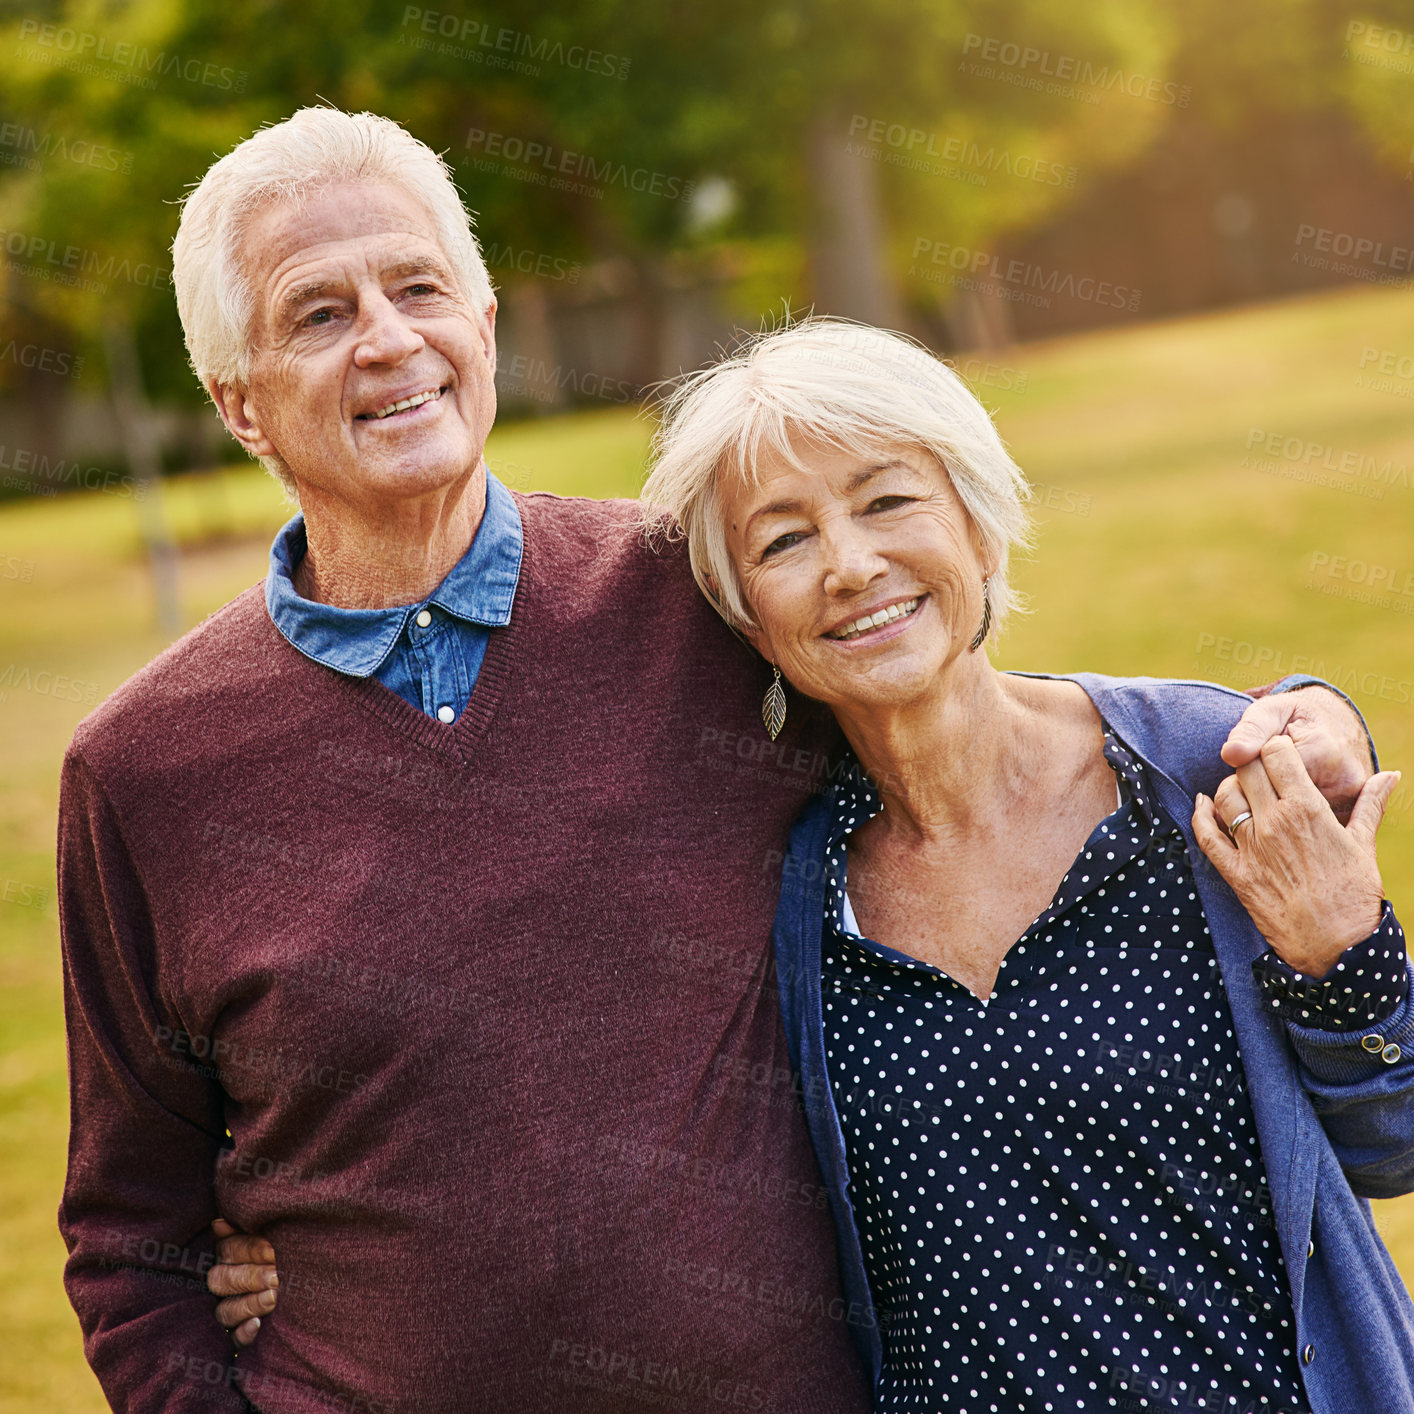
[303,308,335,327]
[404,282,438,296]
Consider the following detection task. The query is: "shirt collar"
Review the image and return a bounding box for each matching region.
[264,468,523,677]
[824,721,1166,849]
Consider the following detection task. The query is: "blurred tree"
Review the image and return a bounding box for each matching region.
[1,0,1410,405]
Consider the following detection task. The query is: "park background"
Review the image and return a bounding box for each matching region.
[2,0,1414,1407]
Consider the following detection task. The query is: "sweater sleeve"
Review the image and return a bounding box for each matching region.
[1272,905,1414,1199]
[56,746,237,1411]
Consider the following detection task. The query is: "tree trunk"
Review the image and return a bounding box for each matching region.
[103,321,181,633]
[804,109,906,328]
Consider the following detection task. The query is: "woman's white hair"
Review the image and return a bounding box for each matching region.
[171,106,494,493]
[640,317,1033,644]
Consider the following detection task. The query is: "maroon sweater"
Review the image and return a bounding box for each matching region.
[58,493,871,1414]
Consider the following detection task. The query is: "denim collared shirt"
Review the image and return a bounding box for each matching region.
[264,470,522,723]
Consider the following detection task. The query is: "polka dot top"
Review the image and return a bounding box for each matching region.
[821,728,1326,1413]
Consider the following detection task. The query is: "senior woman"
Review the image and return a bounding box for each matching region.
[635,319,1414,1413]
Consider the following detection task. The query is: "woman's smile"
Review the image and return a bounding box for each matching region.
[823,594,927,645]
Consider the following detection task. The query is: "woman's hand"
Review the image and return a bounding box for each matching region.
[1193,735,1400,978]
[207,1217,278,1347]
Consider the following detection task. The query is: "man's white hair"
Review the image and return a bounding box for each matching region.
[640,318,1033,644]
[171,106,494,492]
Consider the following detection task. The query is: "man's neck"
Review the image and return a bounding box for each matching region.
[292,464,488,609]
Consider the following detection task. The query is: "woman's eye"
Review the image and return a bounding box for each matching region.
[868,495,911,511]
[762,531,805,558]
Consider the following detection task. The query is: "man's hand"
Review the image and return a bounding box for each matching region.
[1193,737,1399,977]
[208,1218,278,1348]
[1223,686,1374,824]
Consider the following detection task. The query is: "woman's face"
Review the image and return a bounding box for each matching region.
[720,439,993,715]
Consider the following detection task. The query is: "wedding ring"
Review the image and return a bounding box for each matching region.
[1228,810,1254,833]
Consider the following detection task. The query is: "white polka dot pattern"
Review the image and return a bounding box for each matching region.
[819,731,1311,1412]
[1251,907,1405,1031]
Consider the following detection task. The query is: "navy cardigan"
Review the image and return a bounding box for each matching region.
[771,673,1414,1413]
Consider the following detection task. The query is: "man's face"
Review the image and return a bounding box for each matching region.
[219,181,497,510]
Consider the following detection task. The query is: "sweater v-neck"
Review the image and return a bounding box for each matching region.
[280,516,526,770]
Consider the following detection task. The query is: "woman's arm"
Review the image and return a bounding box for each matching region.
[1193,738,1414,1196]
[206,1219,278,1346]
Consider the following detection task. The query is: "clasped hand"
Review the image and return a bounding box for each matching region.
[1194,735,1399,978]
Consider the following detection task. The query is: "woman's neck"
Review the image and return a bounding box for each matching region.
[832,668,1103,844]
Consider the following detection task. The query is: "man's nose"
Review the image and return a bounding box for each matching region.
[353,293,424,365]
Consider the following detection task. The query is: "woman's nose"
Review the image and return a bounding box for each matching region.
[820,524,888,596]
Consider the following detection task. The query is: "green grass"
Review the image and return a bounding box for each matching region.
[2,283,1412,1410]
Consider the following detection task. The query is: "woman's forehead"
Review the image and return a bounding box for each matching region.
[723,439,940,495]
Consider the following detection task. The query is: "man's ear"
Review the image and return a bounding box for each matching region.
[479,300,497,376]
[208,380,276,459]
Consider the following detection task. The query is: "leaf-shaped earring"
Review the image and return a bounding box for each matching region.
[968,576,992,653]
[762,664,788,740]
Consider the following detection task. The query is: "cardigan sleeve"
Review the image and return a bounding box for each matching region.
[1271,906,1414,1200]
[56,746,238,1411]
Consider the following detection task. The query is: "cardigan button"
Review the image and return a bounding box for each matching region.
[1307,1238,1315,1258]
[1383,1043,1402,1065]
[1362,1034,1385,1053]
[1303,1344,1315,1365]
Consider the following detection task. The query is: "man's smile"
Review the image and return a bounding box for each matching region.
[356,384,448,421]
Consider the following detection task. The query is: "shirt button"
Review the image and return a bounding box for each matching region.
[436,705,455,724]
[1303,1344,1315,1365]
[1383,1043,1402,1065]
[415,609,433,628]
[1362,1034,1385,1053]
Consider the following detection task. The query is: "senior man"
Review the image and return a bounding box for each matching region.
[57,107,1378,1414]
